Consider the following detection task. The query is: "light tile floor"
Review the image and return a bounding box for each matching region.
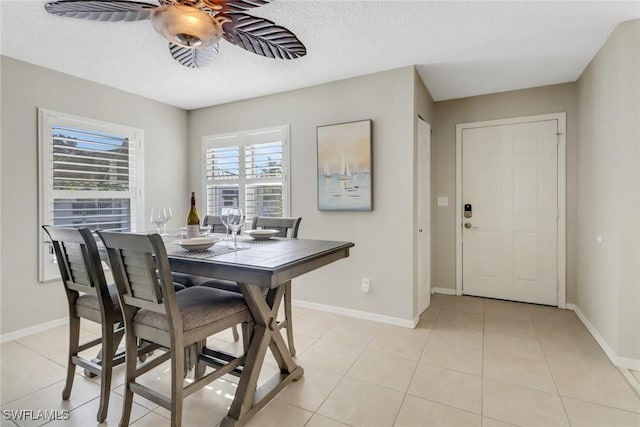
[1,294,639,426]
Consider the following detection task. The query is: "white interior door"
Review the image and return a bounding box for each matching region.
[417,119,431,314]
[461,119,558,305]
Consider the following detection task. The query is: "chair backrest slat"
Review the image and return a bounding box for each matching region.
[98,232,174,317]
[42,225,112,309]
[122,252,150,268]
[67,268,90,287]
[128,288,156,304]
[118,249,162,304]
[62,242,92,288]
[252,217,302,238]
[67,272,91,288]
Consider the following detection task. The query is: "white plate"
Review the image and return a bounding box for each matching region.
[246,229,279,240]
[177,237,219,251]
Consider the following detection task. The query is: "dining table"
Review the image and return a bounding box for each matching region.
[165,234,355,427]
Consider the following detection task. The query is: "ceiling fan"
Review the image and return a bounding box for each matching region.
[44,0,307,68]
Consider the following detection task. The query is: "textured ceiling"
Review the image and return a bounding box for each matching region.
[1,1,639,110]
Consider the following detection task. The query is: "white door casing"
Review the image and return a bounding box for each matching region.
[456,114,566,307]
[417,118,431,314]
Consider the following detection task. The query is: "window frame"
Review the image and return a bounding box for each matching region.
[201,125,290,222]
[38,108,145,282]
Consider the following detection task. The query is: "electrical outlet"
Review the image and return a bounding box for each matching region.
[361,278,370,293]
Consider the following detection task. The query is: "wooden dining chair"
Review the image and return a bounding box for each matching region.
[42,226,130,422]
[203,215,228,233]
[199,216,302,355]
[171,214,244,340]
[251,216,302,240]
[97,231,253,427]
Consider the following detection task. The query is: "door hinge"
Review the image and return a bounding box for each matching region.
[557,280,560,292]
[556,208,559,219]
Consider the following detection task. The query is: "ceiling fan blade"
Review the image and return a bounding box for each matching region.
[203,0,271,13]
[169,43,219,68]
[45,0,157,22]
[220,13,306,60]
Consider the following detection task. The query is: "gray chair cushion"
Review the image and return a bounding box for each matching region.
[171,272,201,287]
[198,278,240,294]
[172,282,187,292]
[172,272,239,293]
[134,287,248,333]
[76,283,120,312]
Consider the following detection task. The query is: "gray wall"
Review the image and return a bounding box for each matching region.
[431,83,578,302]
[576,19,640,360]
[189,66,428,322]
[0,57,189,335]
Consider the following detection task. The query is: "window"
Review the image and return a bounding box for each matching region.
[202,126,290,222]
[38,109,144,281]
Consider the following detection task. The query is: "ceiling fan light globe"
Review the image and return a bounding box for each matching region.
[150,4,222,49]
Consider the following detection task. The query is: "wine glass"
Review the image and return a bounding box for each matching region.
[227,208,243,249]
[220,207,232,240]
[164,207,172,235]
[150,207,167,234]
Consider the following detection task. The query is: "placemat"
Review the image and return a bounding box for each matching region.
[164,237,289,260]
[165,241,243,259]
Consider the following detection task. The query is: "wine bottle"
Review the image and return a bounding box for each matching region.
[186,192,200,238]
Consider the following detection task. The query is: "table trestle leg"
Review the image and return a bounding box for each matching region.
[221,283,304,426]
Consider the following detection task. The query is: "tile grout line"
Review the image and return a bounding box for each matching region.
[390,325,432,425]
[531,308,573,426]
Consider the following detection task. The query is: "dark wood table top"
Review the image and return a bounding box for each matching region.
[166,237,354,288]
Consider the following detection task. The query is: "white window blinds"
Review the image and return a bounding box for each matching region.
[39,109,144,281]
[52,126,132,191]
[51,126,137,231]
[202,126,289,221]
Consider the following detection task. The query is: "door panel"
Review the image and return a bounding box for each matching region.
[417,119,431,314]
[462,120,558,305]
[513,232,540,281]
[476,230,501,278]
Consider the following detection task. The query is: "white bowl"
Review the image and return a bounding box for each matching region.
[246,229,279,240]
[177,237,219,251]
[179,226,211,234]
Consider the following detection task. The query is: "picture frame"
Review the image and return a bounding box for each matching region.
[317,119,372,211]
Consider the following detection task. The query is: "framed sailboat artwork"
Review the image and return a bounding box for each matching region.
[317,119,372,211]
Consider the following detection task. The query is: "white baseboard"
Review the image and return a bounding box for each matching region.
[617,357,640,372]
[431,287,456,296]
[293,300,417,328]
[567,303,640,371]
[0,317,68,343]
[619,368,640,398]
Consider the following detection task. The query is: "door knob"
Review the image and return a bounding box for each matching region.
[464,222,473,229]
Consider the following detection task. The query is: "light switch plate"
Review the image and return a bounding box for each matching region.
[437,197,448,207]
